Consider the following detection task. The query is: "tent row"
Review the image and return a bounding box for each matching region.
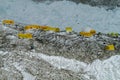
[2,19,116,51]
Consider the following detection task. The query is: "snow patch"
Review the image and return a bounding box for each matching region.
[39,53,87,72]
[0,51,9,55]
[1,51,120,80]
[28,51,120,80]
[85,55,120,80]
[13,62,36,80]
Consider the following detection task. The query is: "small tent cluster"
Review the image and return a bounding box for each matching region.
[24,25,60,32]
[80,27,96,37]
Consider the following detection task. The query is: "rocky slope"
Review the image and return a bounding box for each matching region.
[0,22,120,80]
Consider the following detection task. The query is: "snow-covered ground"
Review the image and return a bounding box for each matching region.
[0,0,120,80]
[29,51,120,80]
[1,51,120,80]
[13,62,36,80]
[0,0,120,33]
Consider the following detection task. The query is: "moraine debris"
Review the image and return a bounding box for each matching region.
[0,20,120,63]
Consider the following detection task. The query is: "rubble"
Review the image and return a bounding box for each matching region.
[0,50,87,80]
[0,23,120,63]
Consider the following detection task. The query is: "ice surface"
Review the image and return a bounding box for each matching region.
[38,53,87,72]
[1,50,120,80]
[30,52,120,80]
[0,0,120,33]
[13,62,36,80]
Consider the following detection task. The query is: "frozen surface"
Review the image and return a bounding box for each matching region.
[26,52,120,80]
[13,63,36,80]
[33,52,87,72]
[85,56,120,80]
[0,0,120,33]
[1,51,120,80]
[40,54,120,80]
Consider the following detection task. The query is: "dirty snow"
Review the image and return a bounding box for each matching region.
[39,54,120,80]
[30,52,87,72]
[1,50,120,80]
[24,51,120,80]
[13,62,36,80]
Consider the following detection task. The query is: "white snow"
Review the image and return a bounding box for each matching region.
[38,53,87,72]
[6,35,17,40]
[1,50,120,80]
[13,62,36,80]
[85,55,120,80]
[32,52,120,80]
[0,51,9,55]
[0,0,120,33]
[21,51,120,80]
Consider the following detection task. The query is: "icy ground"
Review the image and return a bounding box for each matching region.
[0,0,120,33]
[0,51,120,80]
[0,0,120,80]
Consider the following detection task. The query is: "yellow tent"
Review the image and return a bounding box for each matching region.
[2,20,14,25]
[80,32,93,37]
[40,26,51,31]
[105,44,115,51]
[66,27,72,33]
[80,27,96,37]
[49,27,60,32]
[18,33,33,39]
[24,24,40,30]
[90,29,96,35]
